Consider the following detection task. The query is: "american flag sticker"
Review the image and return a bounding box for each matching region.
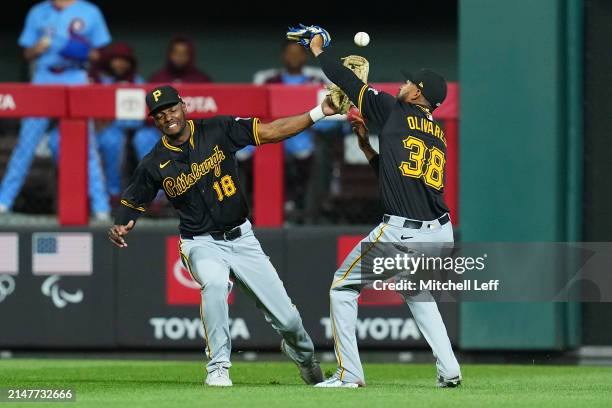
[0,233,19,275]
[32,233,93,276]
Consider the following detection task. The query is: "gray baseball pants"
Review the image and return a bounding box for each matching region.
[179,220,314,373]
[329,214,461,384]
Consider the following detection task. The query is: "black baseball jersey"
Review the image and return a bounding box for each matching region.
[318,51,449,221]
[115,116,261,235]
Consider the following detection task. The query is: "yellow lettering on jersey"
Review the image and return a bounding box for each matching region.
[407,117,416,130]
[414,118,422,131]
[406,116,447,147]
[163,145,226,198]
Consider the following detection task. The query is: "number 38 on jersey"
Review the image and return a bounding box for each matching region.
[399,136,445,190]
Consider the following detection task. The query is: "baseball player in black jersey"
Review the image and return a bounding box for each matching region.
[108,85,339,387]
[288,28,462,388]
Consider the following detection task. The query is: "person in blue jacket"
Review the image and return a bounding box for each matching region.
[0,0,112,220]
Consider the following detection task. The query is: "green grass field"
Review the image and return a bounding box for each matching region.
[1,359,611,407]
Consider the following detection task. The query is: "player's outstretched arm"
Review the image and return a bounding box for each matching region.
[348,107,379,174]
[309,35,365,107]
[108,220,135,248]
[308,33,395,126]
[257,96,338,144]
[348,107,377,162]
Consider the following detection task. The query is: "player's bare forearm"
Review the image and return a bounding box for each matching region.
[257,113,313,144]
[354,116,377,160]
[257,97,338,144]
[348,107,378,164]
[355,130,380,174]
[359,142,378,162]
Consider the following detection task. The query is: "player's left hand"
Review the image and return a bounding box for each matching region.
[286,24,331,49]
[108,220,135,248]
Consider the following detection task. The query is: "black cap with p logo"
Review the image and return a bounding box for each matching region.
[401,69,447,110]
[146,85,182,116]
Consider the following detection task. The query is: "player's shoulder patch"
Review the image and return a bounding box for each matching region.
[367,87,380,95]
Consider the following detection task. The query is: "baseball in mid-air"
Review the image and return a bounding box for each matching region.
[354,32,370,47]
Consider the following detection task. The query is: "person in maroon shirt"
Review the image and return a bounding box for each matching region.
[149,35,212,84]
[133,35,213,160]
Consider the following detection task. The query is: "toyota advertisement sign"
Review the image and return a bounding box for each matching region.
[0,227,457,349]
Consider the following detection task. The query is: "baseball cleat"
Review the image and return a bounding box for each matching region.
[437,374,462,388]
[314,376,361,388]
[280,340,324,385]
[205,365,233,387]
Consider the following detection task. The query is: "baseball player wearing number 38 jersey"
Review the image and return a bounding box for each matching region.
[109,85,339,387]
[288,26,462,388]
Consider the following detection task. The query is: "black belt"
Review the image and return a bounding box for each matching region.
[383,213,450,229]
[181,226,242,241]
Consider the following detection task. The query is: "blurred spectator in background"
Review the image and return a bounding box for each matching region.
[148,35,213,84]
[252,41,328,85]
[132,35,212,161]
[90,42,143,84]
[248,41,342,222]
[0,0,112,220]
[90,42,145,202]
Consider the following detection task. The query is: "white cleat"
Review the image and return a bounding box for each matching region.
[314,376,361,388]
[205,366,233,387]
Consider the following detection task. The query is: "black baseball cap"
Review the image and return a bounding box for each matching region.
[401,69,447,109]
[146,85,182,116]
